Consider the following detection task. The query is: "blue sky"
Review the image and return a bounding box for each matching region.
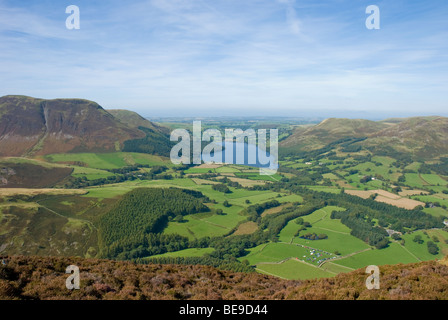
[0,0,447,118]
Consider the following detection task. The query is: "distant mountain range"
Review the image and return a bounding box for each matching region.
[0,95,170,157]
[280,116,448,160]
[1,95,447,161]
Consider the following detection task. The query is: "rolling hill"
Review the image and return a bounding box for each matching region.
[0,95,171,157]
[280,116,448,160]
[280,118,389,152]
[366,116,448,159]
[107,109,170,135]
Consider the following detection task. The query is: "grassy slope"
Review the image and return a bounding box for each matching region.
[46,152,169,170]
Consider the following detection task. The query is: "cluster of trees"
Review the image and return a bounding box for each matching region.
[107,164,150,174]
[122,126,173,157]
[360,175,373,183]
[212,183,231,193]
[413,235,424,244]
[420,157,448,176]
[331,209,389,249]
[427,241,439,255]
[105,233,190,260]
[189,173,219,180]
[149,165,168,175]
[341,144,363,153]
[246,200,281,222]
[365,145,412,165]
[277,168,322,185]
[259,203,324,241]
[220,176,243,188]
[99,188,209,259]
[193,175,243,189]
[65,171,175,189]
[413,234,440,255]
[299,233,328,240]
[65,175,133,188]
[294,217,311,236]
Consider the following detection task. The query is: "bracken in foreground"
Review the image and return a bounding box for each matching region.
[1,255,448,300]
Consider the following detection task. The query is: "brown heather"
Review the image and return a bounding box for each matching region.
[0,255,447,300]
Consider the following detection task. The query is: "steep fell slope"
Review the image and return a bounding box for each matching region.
[0,95,145,156]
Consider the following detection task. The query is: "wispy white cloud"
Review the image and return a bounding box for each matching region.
[0,0,447,116]
[277,0,301,35]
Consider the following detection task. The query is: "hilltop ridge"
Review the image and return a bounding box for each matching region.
[0,95,170,157]
[280,116,448,160]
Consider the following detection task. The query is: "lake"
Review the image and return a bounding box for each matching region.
[201,141,278,171]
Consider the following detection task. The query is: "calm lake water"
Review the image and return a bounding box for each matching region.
[201,141,278,170]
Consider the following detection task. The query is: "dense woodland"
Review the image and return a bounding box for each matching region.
[122,126,173,157]
[99,188,209,260]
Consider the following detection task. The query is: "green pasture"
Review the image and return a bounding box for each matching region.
[306,186,341,194]
[412,194,448,207]
[405,173,429,187]
[401,229,448,260]
[147,247,215,259]
[71,166,113,180]
[46,152,168,169]
[332,242,420,270]
[278,206,370,256]
[82,178,197,198]
[164,202,247,239]
[419,174,448,186]
[256,259,335,280]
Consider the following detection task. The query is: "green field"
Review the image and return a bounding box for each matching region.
[82,178,198,198]
[71,166,113,180]
[404,173,429,187]
[275,194,303,203]
[401,229,448,260]
[234,172,282,181]
[306,186,341,194]
[46,152,169,169]
[243,243,322,265]
[163,204,247,239]
[331,242,420,270]
[278,206,370,256]
[412,194,448,207]
[256,259,335,280]
[419,174,448,186]
[185,167,217,174]
[215,166,241,173]
[147,247,215,259]
[423,207,448,218]
[349,161,398,181]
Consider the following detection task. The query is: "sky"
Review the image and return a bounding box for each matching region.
[0,0,447,118]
